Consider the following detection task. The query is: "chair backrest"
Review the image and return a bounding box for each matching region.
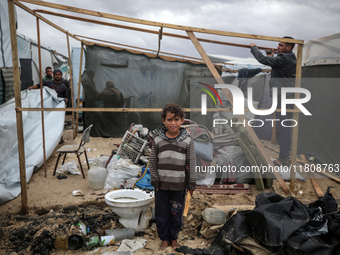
[81,124,93,145]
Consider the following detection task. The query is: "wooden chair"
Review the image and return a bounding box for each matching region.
[53,124,93,179]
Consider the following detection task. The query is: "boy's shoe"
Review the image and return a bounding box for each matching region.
[171,240,181,249]
[159,240,169,250]
[273,158,290,167]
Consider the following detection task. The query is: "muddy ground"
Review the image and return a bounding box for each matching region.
[1,118,340,254]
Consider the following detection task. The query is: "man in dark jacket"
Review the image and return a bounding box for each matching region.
[250,36,296,166]
[29,69,68,104]
[97,80,124,108]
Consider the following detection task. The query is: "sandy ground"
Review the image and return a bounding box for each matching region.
[1,120,340,254]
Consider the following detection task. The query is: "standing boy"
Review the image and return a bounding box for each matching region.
[149,103,196,250]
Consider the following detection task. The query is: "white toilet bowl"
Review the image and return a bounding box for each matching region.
[105,189,154,231]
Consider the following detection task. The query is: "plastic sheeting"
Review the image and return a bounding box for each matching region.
[70,47,85,106]
[0,0,13,68]
[298,72,340,165]
[0,87,65,204]
[82,45,214,137]
[302,33,340,66]
[205,191,340,255]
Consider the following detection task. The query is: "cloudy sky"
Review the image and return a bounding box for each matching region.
[15,0,340,59]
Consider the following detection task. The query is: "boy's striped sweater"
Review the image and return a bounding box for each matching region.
[149,127,196,191]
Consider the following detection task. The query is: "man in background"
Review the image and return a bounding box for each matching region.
[250,36,296,166]
[81,69,99,107]
[29,69,68,104]
[43,66,53,81]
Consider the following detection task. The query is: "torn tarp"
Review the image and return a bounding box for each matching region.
[0,88,65,204]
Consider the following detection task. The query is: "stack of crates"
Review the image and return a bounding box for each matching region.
[117,131,148,164]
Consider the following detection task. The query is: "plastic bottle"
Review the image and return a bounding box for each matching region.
[93,156,110,168]
[88,166,107,189]
[104,228,135,241]
[202,208,227,225]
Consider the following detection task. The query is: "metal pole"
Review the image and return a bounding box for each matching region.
[66,32,75,130]
[74,42,84,138]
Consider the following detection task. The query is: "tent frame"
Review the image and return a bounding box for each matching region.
[8,0,303,214]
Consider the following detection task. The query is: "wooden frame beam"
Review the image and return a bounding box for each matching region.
[19,0,303,44]
[290,44,303,193]
[34,9,278,51]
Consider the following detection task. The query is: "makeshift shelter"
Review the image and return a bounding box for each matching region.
[6,0,304,213]
[298,33,340,165]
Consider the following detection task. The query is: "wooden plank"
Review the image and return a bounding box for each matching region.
[183,191,192,217]
[8,0,28,214]
[271,112,276,144]
[265,144,279,154]
[212,204,255,211]
[197,184,249,190]
[196,189,250,195]
[308,172,324,198]
[290,44,304,193]
[195,183,251,194]
[17,107,302,113]
[318,171,340,184]
[300,154,307,164]
[18,0,303,44]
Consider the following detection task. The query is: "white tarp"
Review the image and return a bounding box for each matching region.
[0,0,13,67]
[0,87,65,204]
[71,47,85,105]
[208,54,269,73]
[302,33,340,66]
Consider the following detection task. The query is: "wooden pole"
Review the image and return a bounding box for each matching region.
[290,44,303,193]
[36,17,47,178]
[74,42,84,138]
[271,112,276,144]
[8,0,28,214]
[308,172,323,198]
[66,32,75,128]
[186,31,291,195]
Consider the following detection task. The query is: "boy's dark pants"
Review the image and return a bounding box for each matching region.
[155,189,185,241]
